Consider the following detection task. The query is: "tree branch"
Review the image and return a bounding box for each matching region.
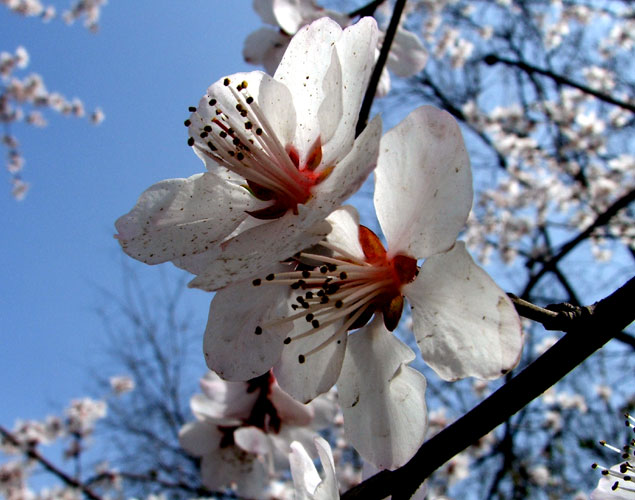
[341,277,635,499]
[483,53,635,113]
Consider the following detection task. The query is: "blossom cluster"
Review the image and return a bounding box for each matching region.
[115,9,524,493]
[2,0,107,30]
[1,45,103,199]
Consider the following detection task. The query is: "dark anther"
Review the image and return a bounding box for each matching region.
[256,128,263,135]
[207,142,217,151]
[254,326,263,335]
[312,319,320,328]
[233,138,241,146]
[246,96,254,104]
[252,278,261,286]
[245,121,253,129]
[223,78,230,86]
[339,272,347,279]
[335,300,343,308]
[204,125,212,132]
[266,274,275,281]
[188,106,197,112]
[208,98,217,106]
[219,131,227,138]
[302,270,311,278]
[291,281,301,290]
[187,137,195,146]
[199,132,208,138]
[320,266,328,273]
[183,119,191,126]
[305,291,313,299]
[284,337,291,345]
[306,313,314,321]
[236,152,244,160]
[327,264,337,272]
[298,355,305,364]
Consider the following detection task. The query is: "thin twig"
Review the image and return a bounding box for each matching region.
[356,0,408,137]
[484,53,635,113]
[522,187,635,296]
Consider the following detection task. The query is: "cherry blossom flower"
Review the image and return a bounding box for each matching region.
[591,416,635,500]
[204,105,522,468]
[244,0,428,96]
[179,371,337,498]
[115,17,382,291]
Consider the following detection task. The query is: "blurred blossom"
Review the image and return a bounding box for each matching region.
[244,0,427,96]
[179,371,337,499]
[109,376,135,395]
[65,398,107,437]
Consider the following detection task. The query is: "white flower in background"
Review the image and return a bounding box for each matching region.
[244,0,427,96]
[116,17,381,291]
[65,398,106,437]
[179,371,337,499]
[289,436,338,500]
[591,416,635,500]
[204,106,522,469]
[109,375,135,395]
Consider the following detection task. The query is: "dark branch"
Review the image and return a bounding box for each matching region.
[342,277,635,499]
[348,0,386,18]
[483,53,635,113]
[356,0,407,137]
[523,187,635,296]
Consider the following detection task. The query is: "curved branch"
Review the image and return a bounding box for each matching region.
[341,277,635,499]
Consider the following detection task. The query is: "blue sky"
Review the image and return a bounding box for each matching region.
[1,1,271,426]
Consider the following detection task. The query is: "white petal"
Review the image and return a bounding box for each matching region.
[234,426,272,456]
[200,446,269,499]
[290,440,321,498]
[253,0,277,26]
[203,272,293,380]
[375,66,391,98]
[312,436,339,500]
[313,114,382,213]
[406,242,523,381]
[321,16,379,165]
[189,214,331,291]
[324,206,365,261]
[272,0,319,34]
[374,106,472,258]
[270,381,314,426]
[274,313,348,404]
[590,463,635,500]
[190,393,242,426]
[274,17,344,155]
[386,29,428,77]
[178,420,221,457]
[189,71,297,170]
[338,317,428,469]
[115,172,252,265]
[243,27,290,75]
